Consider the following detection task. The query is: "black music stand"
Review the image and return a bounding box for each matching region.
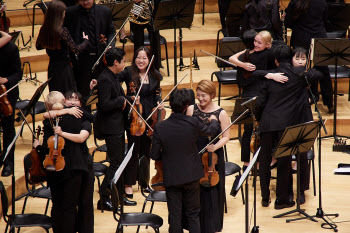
[230,97,256,142]
[102,2,133,30]
[225,0,248,37]
[153,0,196,85]
[272,121,318,223]
[325,3,350,33]
[312,38,350,139]
[231,147,260,233]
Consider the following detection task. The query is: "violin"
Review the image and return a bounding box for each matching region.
[200,137,220,187]
[29,126,47,183]
[0,0,10,33]
[43,118,65,171]
[148,89,166,137]
[0,84,12,117]
[250,116,260,154]
[129,82,146,136]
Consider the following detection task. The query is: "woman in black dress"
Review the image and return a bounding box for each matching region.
[36,0,88,94]
[284,0,333,113]
[186,80,231,233]
[117,46,163,198]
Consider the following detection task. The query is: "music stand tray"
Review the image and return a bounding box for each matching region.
[102,2,133,30]
[217,39,245,68]
[272,121,318,223]
[225,0,248,37]
[231,97,256,125]
[312,38,350,139]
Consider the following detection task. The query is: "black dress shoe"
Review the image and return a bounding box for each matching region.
[123,197,137,206]
[1,164,13,177]
[274,198,295,210]
[125,193,133,199]
[261,198,271,207]
[97,200,114,211]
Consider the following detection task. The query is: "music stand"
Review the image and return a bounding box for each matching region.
[153,0,196,85]
[101,2,133,30]
[325,3,350,33]
[9,31,21,44]
[272,121,318,223]
[231,147,260,233]
[312,38,350,139]
[230,97,256,142]
[225,0,248,37]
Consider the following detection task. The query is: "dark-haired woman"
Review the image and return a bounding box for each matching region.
[117,46,163,198]
[36,0,88,94]
[285,0,333,113]
[243,0,283,40]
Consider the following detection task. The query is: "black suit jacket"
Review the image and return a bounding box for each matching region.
[94,68,128,139]
[254,63,321,133]
[64,3,115,56]
[0,41,22,104]
[150,113,220,187]
[285,0,328,50]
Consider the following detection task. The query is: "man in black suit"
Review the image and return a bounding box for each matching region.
[64,0,115,106]
[94,47,136,210]
[0,35,22,177]
[150,89,220,233]
[254,45,320,209]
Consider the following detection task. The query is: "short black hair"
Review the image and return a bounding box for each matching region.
[292,47,308,59]
[105,47,126,67]
[242,29,257,50]
[65,90,84,105]
[273,45,292,63]
[170,89,190,113]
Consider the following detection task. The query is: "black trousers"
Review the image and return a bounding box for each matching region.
[0,101,16,167]
[166,180,201,233]
[100,134,124,199]
[77,167,94,233]
[259,131,308,201]
[130,22,161,70]
[50,171,83,233]
[241,123,253,163]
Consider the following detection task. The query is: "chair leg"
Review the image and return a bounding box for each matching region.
[165,42,170,76]
[149,201,155,214]
[44,198,50,215]
[96,176,103,213]
[21,196,29,214]
[224,145,228,162]
[218,83,222,106]
[224,191,228,213]
[141,200,147,213]
[239,171,245,205]
[5,223,9,233]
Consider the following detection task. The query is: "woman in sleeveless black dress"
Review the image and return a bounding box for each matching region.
[186,80,231,233]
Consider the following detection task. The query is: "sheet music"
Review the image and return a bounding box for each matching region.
[235,147,260,191]
[112,143,134,183]
[2,121,25,162]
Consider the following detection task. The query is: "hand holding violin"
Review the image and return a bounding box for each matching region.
[206,144,217,152]
[33,139,41,149]
[90,79,97,90]
[54,126,63,136]
[132,95,140,105]
[157,101,164,110]
[0,77,8,84]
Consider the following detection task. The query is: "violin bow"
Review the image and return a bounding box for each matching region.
[127,55,154,118]
[200,50,236,67]
[145,72,188,121]
[92,18,130,72]
[125,99,153,132]
[198,108,250,154]
[0,77,29,99]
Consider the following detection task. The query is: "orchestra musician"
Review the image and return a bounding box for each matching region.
[0,31,22,177]
[186,80,230,233]
[64,0,115,108]
[284,0,334,113]
[117,46,163,199]
[93,47,136,210]
[253,45,321,209]
[33,91,92,233]
[150,88,220,233]
[36,0,89,94]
